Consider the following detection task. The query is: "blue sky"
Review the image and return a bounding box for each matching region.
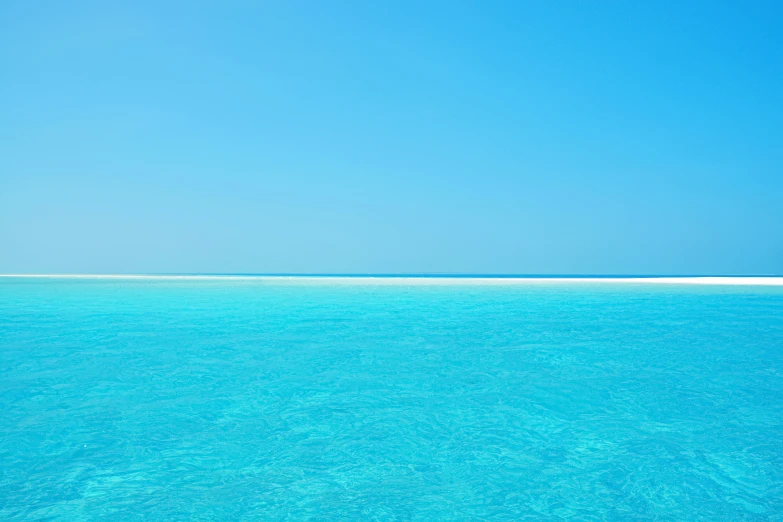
[1,1,781,275]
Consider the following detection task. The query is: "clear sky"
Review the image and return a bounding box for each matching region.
[1,1,781,275]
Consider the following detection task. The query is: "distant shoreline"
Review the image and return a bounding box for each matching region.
[1,275,782,286]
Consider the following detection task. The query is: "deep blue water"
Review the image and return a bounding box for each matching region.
[1,278,782,520]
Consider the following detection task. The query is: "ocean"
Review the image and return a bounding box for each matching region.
[1,276,782,519]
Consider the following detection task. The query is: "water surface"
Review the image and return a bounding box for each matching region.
[1,278,782,519]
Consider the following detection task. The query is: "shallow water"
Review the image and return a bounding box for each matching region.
[1,278,782,520]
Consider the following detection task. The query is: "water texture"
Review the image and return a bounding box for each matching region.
[1,278,782,520]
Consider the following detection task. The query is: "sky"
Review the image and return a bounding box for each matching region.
[1,1,781,275]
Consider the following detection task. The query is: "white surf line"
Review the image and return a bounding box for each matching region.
[0,275,782,285]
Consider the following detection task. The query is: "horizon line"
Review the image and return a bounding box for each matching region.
[1,274,782,286]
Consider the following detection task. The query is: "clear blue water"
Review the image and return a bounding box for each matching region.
[1,278,782,520]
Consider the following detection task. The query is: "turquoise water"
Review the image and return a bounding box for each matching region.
[1,278,782,520]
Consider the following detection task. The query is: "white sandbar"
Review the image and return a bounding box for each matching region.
[0,275,782,286]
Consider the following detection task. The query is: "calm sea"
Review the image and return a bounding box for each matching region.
[1,277,782,519]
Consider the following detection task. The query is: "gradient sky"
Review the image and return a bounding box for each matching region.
[1,1,781,275]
